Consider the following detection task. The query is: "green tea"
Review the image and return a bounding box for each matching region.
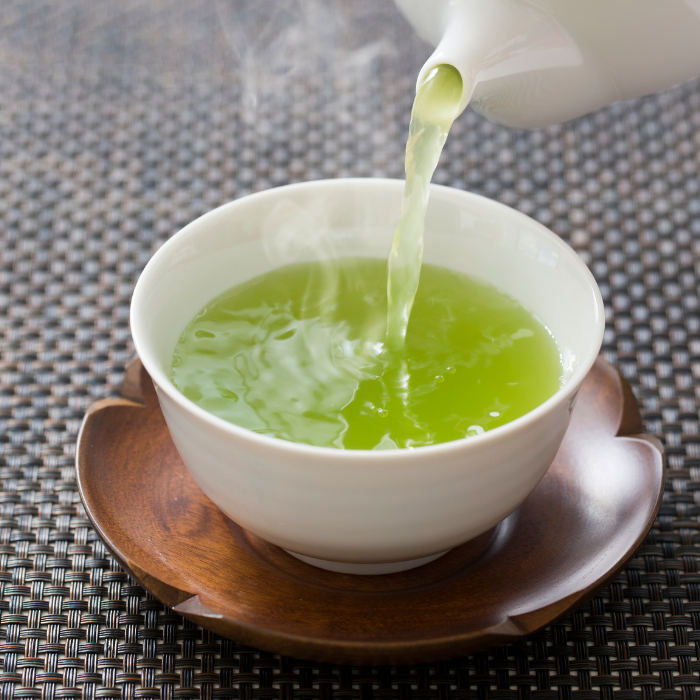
[387,64,463,350]
[171,259,562,450]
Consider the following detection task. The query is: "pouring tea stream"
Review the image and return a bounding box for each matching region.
[388,0,700,353]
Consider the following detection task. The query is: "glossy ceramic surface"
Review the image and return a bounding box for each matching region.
[130,179,604,569]
[394,0,700,127]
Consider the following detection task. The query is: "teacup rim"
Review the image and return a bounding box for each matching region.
[131,177,605,460]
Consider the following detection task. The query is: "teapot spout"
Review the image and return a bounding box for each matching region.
[414,0,583,120]
[398,0,700,128]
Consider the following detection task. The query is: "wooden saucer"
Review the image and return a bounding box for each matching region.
[77,357,663,665]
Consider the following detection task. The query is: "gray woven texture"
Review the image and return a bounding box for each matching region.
[1,0,700,698]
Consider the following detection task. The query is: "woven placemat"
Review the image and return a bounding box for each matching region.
[1,0,700,698]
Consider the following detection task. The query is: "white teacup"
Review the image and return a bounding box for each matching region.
[131,179,604,575]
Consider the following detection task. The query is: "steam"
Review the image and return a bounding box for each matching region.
[209,0,433,448]
[215,0,407,353]
[259,195,387,348]
[215,0,398,126]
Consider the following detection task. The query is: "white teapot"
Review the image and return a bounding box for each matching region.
[394,0,700,127]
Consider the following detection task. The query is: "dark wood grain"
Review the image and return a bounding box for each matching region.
[76,357,664,664]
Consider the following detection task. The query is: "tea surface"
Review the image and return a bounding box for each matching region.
[171,259,562,450]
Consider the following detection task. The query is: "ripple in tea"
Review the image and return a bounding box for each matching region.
[171,259,562,450]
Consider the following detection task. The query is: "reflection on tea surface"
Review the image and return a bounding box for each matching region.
[171,258,562,450]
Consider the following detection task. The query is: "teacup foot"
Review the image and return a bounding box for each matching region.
[284,550,449,575]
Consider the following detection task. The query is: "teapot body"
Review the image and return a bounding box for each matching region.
[395,0,700,127]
